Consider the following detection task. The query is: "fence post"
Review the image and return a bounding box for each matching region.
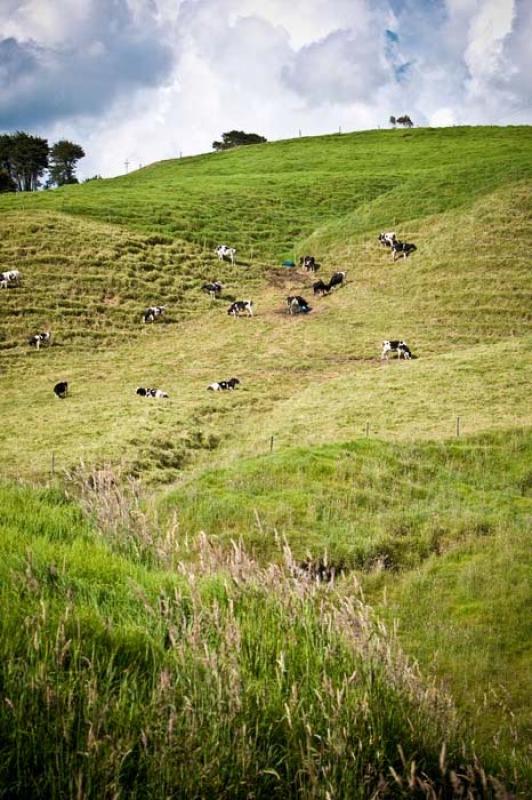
[456,416,461,437]
[365,422,370,437]
[51,452,55,477]
[270,436,274,453]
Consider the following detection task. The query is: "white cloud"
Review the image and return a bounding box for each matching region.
[1,0,531,178]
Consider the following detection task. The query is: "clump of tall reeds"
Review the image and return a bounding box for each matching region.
[64,462,179,567]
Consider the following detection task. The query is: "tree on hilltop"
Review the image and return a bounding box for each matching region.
[212,130,267,151]
[389,116,396,127]
[48,140,86,186]
[396,115,414,128]
[0,135,16,192]
[0,131,49,191]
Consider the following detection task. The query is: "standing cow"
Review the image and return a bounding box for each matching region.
[216,245,236,265]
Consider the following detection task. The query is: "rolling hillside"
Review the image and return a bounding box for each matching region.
[0,126,531,797]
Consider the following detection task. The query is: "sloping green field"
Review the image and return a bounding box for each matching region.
[0,126,531,797]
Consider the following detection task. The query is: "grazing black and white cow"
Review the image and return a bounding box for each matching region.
[136,387,169,398]
[202,281,223,297]
[313,279,329,296]
[287,295,311,314]
[299,255,319,272]
[391,241,416,261]
[215,245,236,265]
[381,340,413,360]
[227,300,253,317]
[0,269,21,288]
[207,377,240,391]
[378,232,397,248]
[28,331,51,350]
[142,305,166,324]
[327,271,347,291]
[53,381,68,399]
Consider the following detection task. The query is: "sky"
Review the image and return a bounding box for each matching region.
[1,0,531,178]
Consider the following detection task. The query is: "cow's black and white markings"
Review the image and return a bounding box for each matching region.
[299,255,319,272]
[0,269,21,288]
[327,271,346,291]
[227,300,253,317]
[202,281,223,297]
[381,340,413,360]
[136,387,169,398]
[53,381,68,399]
[313,279,329,296]
[142,305,166,324]
[215,245,236,265]
[391,241,417,261]
[378,232,397,248]
[208,377,240,391]
[28,331,51,350]
[287,295,311,314]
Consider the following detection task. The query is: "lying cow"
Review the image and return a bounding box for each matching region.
[29,331,51,350]
[287,295,311,314]
[216,245,236,265]
[202,281,223,297]
[391,241,416,261]
[299,255,319,272]
[142,305,166,323]
[207,377,240,391]
[227,300,253,317]
[313,279,329,296]
[327,271,346,291]
[53,381,68,399]
[381,340,413,360]
[136,387,169,398]
[0,269,21,288]
[378,232,396,248]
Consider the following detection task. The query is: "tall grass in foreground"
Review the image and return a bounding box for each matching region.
[0,499,515,798]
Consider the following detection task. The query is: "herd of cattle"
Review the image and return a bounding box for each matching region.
[2,234,417,400]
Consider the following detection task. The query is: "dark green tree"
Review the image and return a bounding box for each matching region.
[0,131,49,191]
[212,130,267,151]
[0,135,16,192]
[48,140,85,186]
[389,116,396,127]
[396,115,414,128]
[0,172,16,192]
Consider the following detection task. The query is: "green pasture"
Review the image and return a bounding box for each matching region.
[0,125,531,796]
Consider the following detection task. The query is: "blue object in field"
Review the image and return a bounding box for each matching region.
[282,259,296,267]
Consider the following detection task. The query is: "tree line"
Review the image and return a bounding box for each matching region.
[0,132,85,192]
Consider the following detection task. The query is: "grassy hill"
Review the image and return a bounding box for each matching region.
[0,126,531,796]
[2,125,529,259]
